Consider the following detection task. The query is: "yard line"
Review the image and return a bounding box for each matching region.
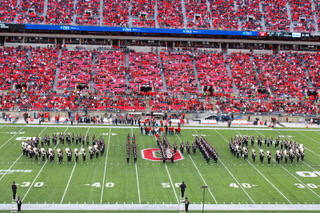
[100,128,112,204]
[131,128,141,204]
[176,134,218,204]
[165,164,179,204]
[60,127,90,204]
[295,131,320,146]
[0,126,26,149]
[0,127,48,182]
[234,130,292,204]
[22,127,69,202]
[197,129,255,204]
[255,130,320,199]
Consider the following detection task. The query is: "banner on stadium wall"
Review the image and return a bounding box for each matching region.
[24,24,261,36]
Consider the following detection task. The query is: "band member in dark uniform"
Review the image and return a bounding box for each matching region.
[67,149,72,163]
[75,148,79,163]
[58,149,63,164]
[180,142,184,154]
[89,147,94,161]
[12,181,18,200]
[186,142,191,154]
[170,152,175,164]
[252,149,256,163]
[173,142,177,154]
[75,134,79,145]
[185,197,189,212]
[134,153,137,164]
[192,141,197,154]
[260,149,264,163]
[267,151,271,164]
[127,152,130,164]
[179,181,187,198]
[82,148,86,162]
[251,136,255,147]
[17,196,22,211]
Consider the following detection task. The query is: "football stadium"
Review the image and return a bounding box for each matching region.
[0,0,320,212]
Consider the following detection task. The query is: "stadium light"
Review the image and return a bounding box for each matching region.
[200,186,209,213]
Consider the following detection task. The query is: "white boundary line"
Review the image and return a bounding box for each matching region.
[131,128,141,204]
[233,129,292,204]
[0,126,26,149]
[255,130,320,200]
[100,128,111,204]
[176,134,218,204]
[60,127,90,204]
[22,127,69,202]
[197,129,255,204]
[0,127,48,182]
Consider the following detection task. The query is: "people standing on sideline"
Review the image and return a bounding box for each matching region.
[179,181,187,198]
[12,181,18,200]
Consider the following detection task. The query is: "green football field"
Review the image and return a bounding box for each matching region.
[0,125,320,212]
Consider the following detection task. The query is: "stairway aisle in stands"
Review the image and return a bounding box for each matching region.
[180,0,188,29]
[43,0,49,22]
[205,0,214,30]
[157,51,168,92]
[192,56,203,94]
[125,49,130,94]
[128,0,133,28]
[72,0,78,25]
[311,0,319,33]
[301,55,313,87]
[285,1,294,32]
[223,53,239,97]
[154,0,159,28]
[13,0,22,23]
[90,51,96,91]
[258,1,267,31]
[234,0,242,31]
[99,0,103,25]
[52,48,62,91]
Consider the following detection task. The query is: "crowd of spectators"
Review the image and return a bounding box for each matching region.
[254,52,309,98]
[157,0,184,28]
[160,51,198,95]
[216,98,317,115]
[103,0,128,27]
[17,0,45,24]
[57,50,92,90]
[237,0,262,31]
[129,51,163,92]
[226,53,258,97]
[0,0,17,23]
[262,0,291,32]
[195,52,234,96]
[94,50,127,93]
[185,0,211,29]
[75,0,100,25]
[45,0,74,25]
[303,52,320,89]
[289,0,316,32]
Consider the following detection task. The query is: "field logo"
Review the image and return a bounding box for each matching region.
[141,148,184,161]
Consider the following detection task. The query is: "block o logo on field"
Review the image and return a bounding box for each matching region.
[141,148,184,161]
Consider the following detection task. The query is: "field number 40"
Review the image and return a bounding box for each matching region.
[91,182,114,188]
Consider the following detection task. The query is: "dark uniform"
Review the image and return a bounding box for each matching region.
[185,197,189,212]
[12,182,17,200]
[179,181,187,198]
[17,197,22,211]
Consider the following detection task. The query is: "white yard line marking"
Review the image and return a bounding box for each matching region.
[22,127,69,202]
[60,127,90,204]
[295,131,320,146]
[0,127,48,182]
[100,128,112,204]
[234,130,292,204]
[255,130,320,200]
[198,129,255,204]
[131,128,141,204]
[165,164,179,204]
[176,134,218,204]
[0,126,26,149]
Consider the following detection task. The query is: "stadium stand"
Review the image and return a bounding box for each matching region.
[46,0,74,25]
[209,0,239,30]
[0,0,18,23]
[157,0,184,29]
[17,0,45,24]
[102,0,129,27]
[185,0,212,29]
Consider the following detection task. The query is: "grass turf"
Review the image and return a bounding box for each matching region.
[0,125,320,211]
